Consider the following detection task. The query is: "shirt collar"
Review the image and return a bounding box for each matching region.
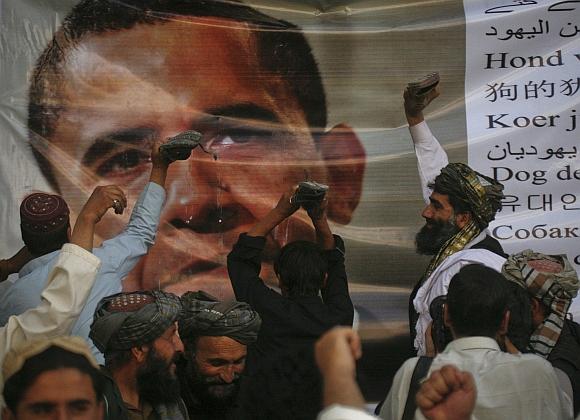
[444,336,501,353]
[19,250,59,277]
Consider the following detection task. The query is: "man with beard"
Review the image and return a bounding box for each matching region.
[89,291,187,420]
[404,81,507,355]
[177,291,261,420]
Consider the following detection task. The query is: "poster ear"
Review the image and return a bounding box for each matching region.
[318,123,366,225]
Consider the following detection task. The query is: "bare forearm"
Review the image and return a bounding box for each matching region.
[314,218,335,250]
[70,214,97,252]
[248,208,287,237]
[149,162,169,187]
[323,372,365,409]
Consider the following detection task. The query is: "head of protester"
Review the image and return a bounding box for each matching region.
[89,290,187,419]
[19,192,70,257]
[26,0,365,298]
[2,336,104,420]
[177,291,260,417]
[416,163,504,268]
[274,240,329,298]
[445,264,511,340]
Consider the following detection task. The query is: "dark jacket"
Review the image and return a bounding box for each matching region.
[549,319,580,416]
[227,233,354,375]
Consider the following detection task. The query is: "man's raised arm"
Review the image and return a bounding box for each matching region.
[403,78,449,203]
[0,185,125,390]
[228,189,299,305]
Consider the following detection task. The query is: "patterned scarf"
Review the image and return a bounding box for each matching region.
[421,163,504,282]
[502,250,579,357]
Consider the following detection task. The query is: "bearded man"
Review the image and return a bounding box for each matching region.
[89,291,187,420]
[404,80,507,355]
[177,291,261,420]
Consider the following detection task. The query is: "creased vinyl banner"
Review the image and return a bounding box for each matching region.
[465,0,580,316]
[0,0,579,396]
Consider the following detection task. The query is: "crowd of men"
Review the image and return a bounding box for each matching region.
[0,0,579,419]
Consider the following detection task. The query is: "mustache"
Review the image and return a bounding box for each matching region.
[202,372,241,386]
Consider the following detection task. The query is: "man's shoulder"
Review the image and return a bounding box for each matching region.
[471,234,507,258]
[436,247,506,273]
[549,319,580,369]
[18,250,58,278]
[493,351,557,377]
[393,356,421,382]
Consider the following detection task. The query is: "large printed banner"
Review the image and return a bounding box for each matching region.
[0,0,579,346]
[465,0,580,313]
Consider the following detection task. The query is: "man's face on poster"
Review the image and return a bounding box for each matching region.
[37,16,364,297]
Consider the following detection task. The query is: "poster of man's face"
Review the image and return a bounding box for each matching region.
[27,1,369,298]
[1,0,466,338]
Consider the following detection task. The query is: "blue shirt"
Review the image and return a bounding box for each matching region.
[0,182,165,363]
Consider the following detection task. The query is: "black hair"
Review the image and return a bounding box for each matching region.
[20,221,69,256]
[428,180,471,215]
[447,264,510,338]
[28,0,327,191]
[103,348,134,372]
[274,240,327,297]
[429,295,453,354]
[505,281,533,352]
[3,345,105,413]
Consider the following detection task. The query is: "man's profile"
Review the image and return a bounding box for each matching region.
[27,0,366,297]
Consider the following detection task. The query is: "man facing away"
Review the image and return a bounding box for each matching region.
[0,139,175,363]
[403,80,507,355]
[89,291,187,420]
[227,188,354,375]
[316,327,477,420]
[2,337,105,420]
[381,264,572,420]
[177,291,261,420]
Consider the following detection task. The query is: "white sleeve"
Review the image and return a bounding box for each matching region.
[318,405,378,420]
[409,121,449,204]
[0,244,100,379]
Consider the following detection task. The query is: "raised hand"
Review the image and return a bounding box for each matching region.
[417,364,476,420]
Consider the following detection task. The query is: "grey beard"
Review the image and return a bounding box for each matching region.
[186,359,241,408]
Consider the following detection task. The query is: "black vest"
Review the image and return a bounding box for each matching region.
[549,319,580,416]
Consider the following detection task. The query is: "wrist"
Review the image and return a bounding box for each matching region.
[77,211,100,225]
[406,110,424,127]
[1,259,15,274]
[271,207,292,222]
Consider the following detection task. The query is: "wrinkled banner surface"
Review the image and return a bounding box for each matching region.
[0,0,579,396]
